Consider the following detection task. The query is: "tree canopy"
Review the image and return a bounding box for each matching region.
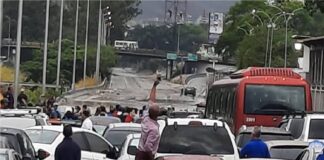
[217,0,324,69]
[127,24,208,53]
[2,0,141,43]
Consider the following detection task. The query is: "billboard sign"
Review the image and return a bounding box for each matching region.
[209,12,224,34]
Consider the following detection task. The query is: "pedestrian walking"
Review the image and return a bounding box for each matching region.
[55,125,81,160]
[240,126,270,158]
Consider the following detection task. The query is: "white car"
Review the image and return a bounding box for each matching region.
[0,109,49,129]
[103,123,141,150]
[285,113,324,142]
[0,149,21,160]
[156,118,239,160]
[117,134,140,160]
[265,140,309,160]
[25,126,119,160]
[296,141,324,160]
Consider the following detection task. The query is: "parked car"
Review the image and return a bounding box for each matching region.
[167,111,203,118]
[236,126,294,148]
[285,113,324,142]
[0,109,49,129]
[156,118,239,160]
[296,141,324,160]
[25,125,119,160]
[117,134,140,160]
[0,127,49,160]
[90,116,121,135]
[265,140,309,160]
[155,155,222,160]
[0,149,22,160]
[181,87,196,97]
[103,123,141,150]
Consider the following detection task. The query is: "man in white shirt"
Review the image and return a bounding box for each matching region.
[81,110,93,130]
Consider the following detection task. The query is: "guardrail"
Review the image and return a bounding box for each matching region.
[58,78,108,104]
[185,73,207,84]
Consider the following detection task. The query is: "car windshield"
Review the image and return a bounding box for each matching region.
[270,146,307,160]
[25,129,60,144]
[104,130,141,149]
[245,85,305,115]
[0,134,20,155]
[158,125,234,155]
[93,125,107,136]
[309,119,324,139]
[236,133,293,148]
[0,154,8,160]
[127,138,140,155]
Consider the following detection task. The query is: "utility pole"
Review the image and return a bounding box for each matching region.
[56,0,64,91]
[95,0,102,83]
[0,0,3,61]
[83,0,90,88]
[42,0,50,95]
[72,0,79,90]
[13,0,23,109]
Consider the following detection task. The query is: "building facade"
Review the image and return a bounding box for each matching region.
[300,36,324,111]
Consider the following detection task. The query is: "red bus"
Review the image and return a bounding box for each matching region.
[205,67,312,134]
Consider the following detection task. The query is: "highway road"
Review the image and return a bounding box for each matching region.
[70,68,198,111]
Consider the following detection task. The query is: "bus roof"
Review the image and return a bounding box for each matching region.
[230,67,301,79]
[210,67,305,87]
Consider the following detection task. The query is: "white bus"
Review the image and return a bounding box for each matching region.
[114,40,139,50]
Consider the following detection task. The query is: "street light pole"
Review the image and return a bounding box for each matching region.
[56,0,64,91]
[6,16,11,62]
[177,24,180,54]
[83,0,90,88]
[72,0,79,90]
[42,0,50,95]
[269,23,275,67]
[95,0,102,83]
[265,24,271,67]
[284,16,288,68]
[13,0,23,109]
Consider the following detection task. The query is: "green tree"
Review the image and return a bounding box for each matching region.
[127,24,208,52]
[216,0,317,69]
[21,39,116,84]
[2,0,141,43]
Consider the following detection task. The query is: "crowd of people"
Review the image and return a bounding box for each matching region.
[0,85,29,109]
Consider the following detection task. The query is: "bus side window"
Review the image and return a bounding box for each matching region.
[206,90,213,117]
[221,88,228,115]
[215,89,221,116]
[230,88,236,119]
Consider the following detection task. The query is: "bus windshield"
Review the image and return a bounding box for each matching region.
[245,85,305,115]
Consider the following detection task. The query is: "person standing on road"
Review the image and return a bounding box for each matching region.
[317,148,324,160]
[17,88,28,107]
[135,81,160,160]
[240,126,270,158]
[4,86,14,109]
[55,125,81,160]
[81,110,93,131]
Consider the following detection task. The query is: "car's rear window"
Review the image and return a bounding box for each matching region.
[270,146,307,160]
[158,125,234,155]
[309,119,324,139]
[0,134,21,155]
[26,130,60,144]
[236,133,293,148]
